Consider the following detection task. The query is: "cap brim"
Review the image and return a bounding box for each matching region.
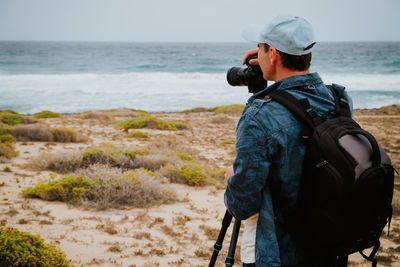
[242,24,265,43]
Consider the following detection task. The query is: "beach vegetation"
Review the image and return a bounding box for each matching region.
[161,161,224,186]
[127,131,149,138]
[28,145,169,173]
[209,104,245,115]
[0,109,19,114]
[115,116,190,131]
[81,146,133,169]
[0,227,72,267]
[181,107,209,113]
[133,153,174,171]
[77,111,112,120]
[221,140,235,145]
[0,134,18,159]
[34,110,61,118]
[23,165,176,209]
[101,108,149,117]
[9,123,87,143]
[51,128,80,142]
[174,151,194,161]
[211,116,232,124]
[393,189,400,216]
[1,113,24,126]
[148,135,199,157]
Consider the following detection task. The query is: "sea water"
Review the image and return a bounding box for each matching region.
[0,41,399,113]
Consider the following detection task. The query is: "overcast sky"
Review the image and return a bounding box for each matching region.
[0,0,399,42]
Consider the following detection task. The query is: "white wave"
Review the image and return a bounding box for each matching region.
[0,72,399,113]
[321,73,400,91]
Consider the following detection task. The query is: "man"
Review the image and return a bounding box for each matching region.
[224,15,352,266]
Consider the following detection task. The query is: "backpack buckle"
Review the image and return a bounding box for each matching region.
[306,107,318,118]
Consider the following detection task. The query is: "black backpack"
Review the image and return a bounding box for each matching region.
[267,84,396,267]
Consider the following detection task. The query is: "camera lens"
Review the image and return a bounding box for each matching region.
[226,67,248,87]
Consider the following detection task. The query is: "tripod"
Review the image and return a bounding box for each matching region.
[209,210,241,267]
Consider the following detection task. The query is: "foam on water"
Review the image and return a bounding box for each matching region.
[0,72,399,113]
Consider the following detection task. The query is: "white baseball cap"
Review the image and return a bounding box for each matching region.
[242,15,315,56]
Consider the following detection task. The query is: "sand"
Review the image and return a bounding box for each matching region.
[0,106,399,267]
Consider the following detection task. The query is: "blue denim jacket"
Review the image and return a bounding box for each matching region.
[224,73,353,266]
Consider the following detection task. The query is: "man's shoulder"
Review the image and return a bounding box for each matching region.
[241,96,299,133]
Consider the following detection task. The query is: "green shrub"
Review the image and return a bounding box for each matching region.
[174,151,194,161]
[209,104,245,115]
[23,167,176,209]
[0,134,15,143]
[77,111,111,120]
[115,116,190,131]
[50,128,78,142]
[123,148,151,158]
[161,161,225,186]
[0,227,72,266]
[127,131,149,138]
[179,164,207,185]
[1,113,24,126]
[34,110,61,118]
[0,109,19,114]
[0,134,18,159]
[162,163,206,186]
[23,175,92,202]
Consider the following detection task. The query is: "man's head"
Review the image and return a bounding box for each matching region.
[242,15,315,81]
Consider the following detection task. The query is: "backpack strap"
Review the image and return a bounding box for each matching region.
[327,84,352,118]
[267,90,323,130]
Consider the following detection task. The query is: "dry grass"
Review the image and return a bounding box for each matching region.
[199,224,219,240]
[210,116,232,124]
[194,248,211,258]
[28,145,178,174]
[77,111,112,121]
[160,225,179,237]
[23,164,177,210]
[0,134,18,158]
[393,190,400,217]
[11,124,87,142]
[96,222,118,235]
[134,153,174,171]
[28,151,84,173]
[148,136,198,157]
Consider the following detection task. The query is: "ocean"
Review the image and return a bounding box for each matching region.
[0,41,399,114]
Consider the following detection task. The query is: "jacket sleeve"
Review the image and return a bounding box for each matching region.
[224,113,273,220]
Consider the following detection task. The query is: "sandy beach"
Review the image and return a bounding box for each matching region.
[1,106,399,267]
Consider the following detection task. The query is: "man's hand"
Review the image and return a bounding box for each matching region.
[242,48,259,65]
[224,166,234,188]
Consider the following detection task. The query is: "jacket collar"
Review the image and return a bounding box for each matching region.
[248,72,323,104]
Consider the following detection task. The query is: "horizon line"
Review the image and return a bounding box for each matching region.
[1,39,400,43]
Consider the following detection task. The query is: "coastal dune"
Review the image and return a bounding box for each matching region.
[0,106,399,266]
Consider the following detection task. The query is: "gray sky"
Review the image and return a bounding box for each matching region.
[0,0,399,42]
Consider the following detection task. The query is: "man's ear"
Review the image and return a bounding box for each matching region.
[269,47,278,64]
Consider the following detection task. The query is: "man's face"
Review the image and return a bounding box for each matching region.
[257,43,272,81]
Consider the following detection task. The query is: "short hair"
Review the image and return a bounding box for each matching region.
[264,43,312,71]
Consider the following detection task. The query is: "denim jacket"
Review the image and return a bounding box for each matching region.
[224,72,353,266]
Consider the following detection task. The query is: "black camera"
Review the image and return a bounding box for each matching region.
[226,55,268,94]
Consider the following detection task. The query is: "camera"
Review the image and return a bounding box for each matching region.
[226,55,268,94]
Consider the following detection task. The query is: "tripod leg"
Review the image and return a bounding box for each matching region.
[225,219,241,266]
[209,210,233,267]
